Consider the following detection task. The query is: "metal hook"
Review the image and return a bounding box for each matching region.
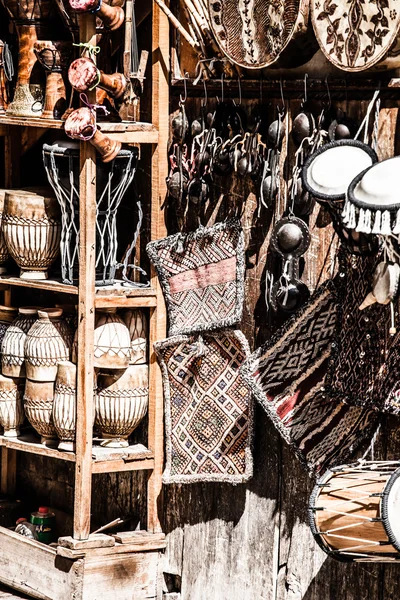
[179,72,189,105]
[325,75,331,110]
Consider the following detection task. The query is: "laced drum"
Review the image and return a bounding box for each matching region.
[42,141,148,287]
[309,461,400,562]
[0,0,54,116]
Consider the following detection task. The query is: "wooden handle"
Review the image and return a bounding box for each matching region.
[15,24,38,85]
[91,129,121,162]
[98,3,125,30]
[99,71,126,98]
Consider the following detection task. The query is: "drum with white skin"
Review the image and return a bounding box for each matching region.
[309,461,400,562]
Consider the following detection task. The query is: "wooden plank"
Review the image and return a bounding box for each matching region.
[0,448,16,496]
[74,13,97,542]
[0,277,78,295]
[147,0,169,535]
[94,295,157,308]
[0,435,75,463]
[58,534,115,550]
[57,538,166,558]
[91,458,155,474]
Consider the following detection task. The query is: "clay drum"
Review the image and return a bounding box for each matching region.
[0,374,24,437]
[2,188,61,280]
[34,40,72,119]
[24,379,57,446]
[121,309,148,365]
[68,57,127,98]
[68,0,125,30]
[64,107,122,163]
[1,307,39,378]
[93,308,131,370]
[0,189,11,273]
[53,361,77,452]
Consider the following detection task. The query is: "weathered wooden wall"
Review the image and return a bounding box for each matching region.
[159,94,400,600]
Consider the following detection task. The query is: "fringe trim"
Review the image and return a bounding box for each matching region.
[342,201,400,237]
[147,218,245,337]
[155,329,254,485]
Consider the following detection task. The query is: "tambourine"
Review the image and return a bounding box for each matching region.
[34,40,72,120]
[64,106,121,163]
[68,57,126,98]
[68,0,125,30]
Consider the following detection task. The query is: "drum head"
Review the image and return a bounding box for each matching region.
[302,140,378,201]
[208,0,306,69]
[382,467,400,551]
[348,157,400,212]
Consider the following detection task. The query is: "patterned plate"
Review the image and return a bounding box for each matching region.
[208,0,309,69]
[311,0,400,71]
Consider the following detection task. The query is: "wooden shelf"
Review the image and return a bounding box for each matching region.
[0,117,159,144]
[0,277,157,306]
[0,435,154,473]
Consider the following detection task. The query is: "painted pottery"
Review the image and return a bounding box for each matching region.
[0,374,24,437]
[24,379,57,446]
[0,306,17,355]
[68,57,127,98]
[209,0,314,69]
[0,0,53,117]
[64,107,122,163]
[95,364,149,447]
[93,308,131,370]
[25,309,73,382]
[68,0,125,30]
[2,188,61,280]
[34,40,71,120]
[120,309,148,365]
[311,0,400,72]
[1,307,39,378]
[0,190,11,273]
[53,361,76,452]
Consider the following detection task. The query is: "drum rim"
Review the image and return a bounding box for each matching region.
[347,156,400,213]
[42,142,138,160]
[381,466,400,553]
[302,139,378,203]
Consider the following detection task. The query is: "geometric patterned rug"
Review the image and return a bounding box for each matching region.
[147,219,245,336]
[155,330,253,484]
[242,281,378,477]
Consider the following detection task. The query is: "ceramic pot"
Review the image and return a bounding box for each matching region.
[24,308,73,382]
[95,364,149,448]
[53,361,76,452]
[24,379,57,446]
[1,307,39,378]
[0,374,24,437]
[0,306,17,356]
[2,188,61,280]
[93,308,131,370]
[120,309,148,365]
[0,190,11,273]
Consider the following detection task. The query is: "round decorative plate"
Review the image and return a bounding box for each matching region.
[311,0,400,71]
[208,0,308,69]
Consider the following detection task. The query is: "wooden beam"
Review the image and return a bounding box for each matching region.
[0,448,16,496]
[147,0,169,533]
[74,12,97,541]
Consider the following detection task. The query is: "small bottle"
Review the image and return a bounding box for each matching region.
[30,506,56,544]
[15,518,38,540]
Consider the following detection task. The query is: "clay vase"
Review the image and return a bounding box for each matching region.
[0,306,18,355]
[0,190,11,273]
[53,361,76,452]
[2,188,61,280]
[93,308,131,370]
[24,379,57,446]
[95,364,149,448]
[1,307,39,378]
[120,309,148,365]
[0,374,24,437]
[24,308,73,382]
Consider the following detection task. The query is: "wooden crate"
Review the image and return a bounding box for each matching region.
[0,527,163,600]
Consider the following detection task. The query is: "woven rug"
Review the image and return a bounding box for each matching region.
[155,330,253,484]
[147,219,245,336]
[327,253,400,414]
[242,281,378,476]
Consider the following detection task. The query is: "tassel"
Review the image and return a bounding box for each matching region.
[194,334,205,357]
[390,301,397,336]
[372,210,382,234]
[347,203,356,229]
[381,210,392,235]
[364,209,372,234]
[356,208,365,233]
[342,200,351,224]
[393,209,400,235]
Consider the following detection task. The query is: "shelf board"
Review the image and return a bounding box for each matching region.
[0,277,157,306]
[0,435,154,473]
[0,117,159,143]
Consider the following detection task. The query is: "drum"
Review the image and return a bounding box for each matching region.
[68,0,125,31]
[309,461,400,562]
[34,40,72,119]
[68,57,126,98]
[0,0,54,117]
[42,141,140,286]
[64,106,122,162]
